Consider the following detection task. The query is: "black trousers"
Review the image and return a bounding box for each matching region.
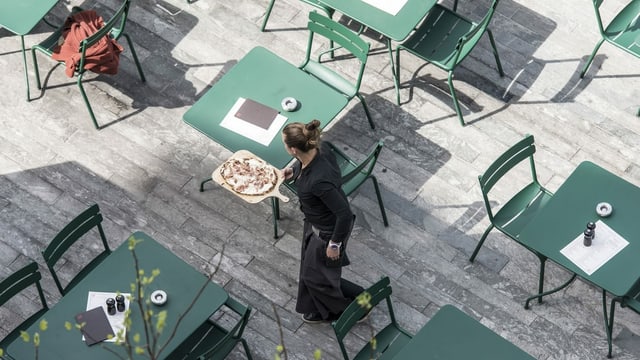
[295,220,364,320]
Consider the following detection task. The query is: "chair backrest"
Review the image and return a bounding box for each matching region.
[0,261,48,346]
[300,11,370,98]
[478,134,538,221]
[453,0,499,67]
[327,141,384,196]
[332,276,395,358]
[42,204,111,295]
[197,296,252,360]
[77,0,131,70]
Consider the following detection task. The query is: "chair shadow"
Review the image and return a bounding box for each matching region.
[319,93,452,230]
[360,0,563,126]
[24,0,234,129]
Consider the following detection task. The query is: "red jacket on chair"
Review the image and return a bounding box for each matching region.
[52,10,123,77]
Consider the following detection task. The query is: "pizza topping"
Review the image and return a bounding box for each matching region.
[220,157,278,196]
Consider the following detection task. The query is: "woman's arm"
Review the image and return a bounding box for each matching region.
[314,182,353,244]
[281,160,302,182]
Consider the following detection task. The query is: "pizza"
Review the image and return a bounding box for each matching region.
[220,157,278,196]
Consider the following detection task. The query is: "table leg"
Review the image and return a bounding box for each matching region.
[271,197,280,239]
[387,38,402,105]
[524,273,576,309]
[20,35,31,102]
[199,177,213,192]
[603,290,621,358]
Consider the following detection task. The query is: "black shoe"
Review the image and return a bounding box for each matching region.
[302,312,325,324]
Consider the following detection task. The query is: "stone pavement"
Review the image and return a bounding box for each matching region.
[1,0,640,358]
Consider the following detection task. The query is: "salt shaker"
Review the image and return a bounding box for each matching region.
[583,228,593,247]
[115,294,126,312]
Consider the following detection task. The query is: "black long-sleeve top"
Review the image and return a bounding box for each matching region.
[292,142,353,243]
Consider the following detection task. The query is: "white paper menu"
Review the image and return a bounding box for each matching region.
[560,220,629,275]
[85,291,131,342]
[220,97,288,147]
[361,0,409,16]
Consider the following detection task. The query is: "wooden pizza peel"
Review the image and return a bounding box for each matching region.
[212,150,290,204]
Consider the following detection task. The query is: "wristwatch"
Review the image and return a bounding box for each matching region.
[329,241,342,250]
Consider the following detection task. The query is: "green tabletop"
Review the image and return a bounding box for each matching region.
[517,161,640,297]
[5,231,228,360]
[183,46,349,169]
[318,0,436,41]
[392,305,535,359]
[0,0,58,35]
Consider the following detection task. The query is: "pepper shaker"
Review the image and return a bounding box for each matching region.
[106,297,116,315]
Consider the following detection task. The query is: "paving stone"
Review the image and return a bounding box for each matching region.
[2,0,640,358]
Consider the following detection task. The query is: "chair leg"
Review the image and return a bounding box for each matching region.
[31,48,42,90]
[77,72,100,129]
[271,197,280,239]
[356,93,375,129]
[394,46,401,105]
[261,0,276,31]
[19,36,31,101]
[370,176,388,227]
[240,338,253,360]
[486,29,504,77]
[121,33,146,82]
[452,0,458,11]
[537,256,546,301]
[469,224,493,262]
[200,177,213,192]
[447,70,466,126]
[580,38,604,78]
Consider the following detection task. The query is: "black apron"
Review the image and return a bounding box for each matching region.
[295,217,363,319]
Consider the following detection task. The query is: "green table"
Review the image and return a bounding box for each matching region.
[517,161,640,356]
[392,305,535,359]
[318,0,436,98]
[0,0,58,101]
[5,231,228,360]
[183,46,348,169]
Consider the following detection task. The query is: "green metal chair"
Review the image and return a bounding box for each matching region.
[331,276,412,360]
[272,140,388,238]
[173,296,253,360]
[469,135,574,309]
[261,0,334,32]
[0,262,49,350]
[604,283,640,358]
[301,11,374,129]
[42,204,111,296]
[31,0,145,129]
[580,0,640,79]
[395,0,504,126]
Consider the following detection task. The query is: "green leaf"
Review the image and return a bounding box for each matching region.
[20,331,30,342]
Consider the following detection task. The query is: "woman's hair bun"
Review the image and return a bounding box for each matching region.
[305,119,321,131]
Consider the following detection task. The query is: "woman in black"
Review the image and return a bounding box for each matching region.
[281,120,364,323]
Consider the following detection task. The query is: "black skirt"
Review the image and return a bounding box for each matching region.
[295,219,363,320]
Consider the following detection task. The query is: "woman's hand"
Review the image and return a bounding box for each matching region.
[326,246,340,260]
[282,167,294,180]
